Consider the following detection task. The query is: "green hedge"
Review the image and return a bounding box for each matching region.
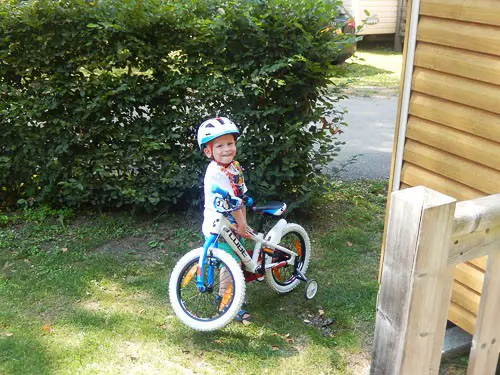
[0,0,352,210]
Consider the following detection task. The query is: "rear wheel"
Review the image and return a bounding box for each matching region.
[265,224,311,294]
[169,248,245,331]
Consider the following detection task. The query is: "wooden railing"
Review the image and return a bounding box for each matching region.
[371,186,500,374]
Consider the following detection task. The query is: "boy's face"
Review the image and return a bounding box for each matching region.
[204,134,237,165]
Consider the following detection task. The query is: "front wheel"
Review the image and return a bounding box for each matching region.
[265,223,311,294]
[169,248,246,331]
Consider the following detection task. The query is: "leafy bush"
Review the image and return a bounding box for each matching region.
[0,0,350,210]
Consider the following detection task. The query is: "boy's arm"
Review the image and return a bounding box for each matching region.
[232,207,252,239]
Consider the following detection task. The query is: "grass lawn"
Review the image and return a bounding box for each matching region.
[1,181,387,375]
[0,180,469,374]
[331,43,403,97]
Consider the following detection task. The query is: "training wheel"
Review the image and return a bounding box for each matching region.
[304,279,318,300]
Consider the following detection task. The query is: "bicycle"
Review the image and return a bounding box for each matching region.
[168,185,318,331]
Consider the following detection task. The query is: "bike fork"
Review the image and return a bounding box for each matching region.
[196,234,218,292]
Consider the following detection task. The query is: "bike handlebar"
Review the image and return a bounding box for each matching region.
[211,184,254,207]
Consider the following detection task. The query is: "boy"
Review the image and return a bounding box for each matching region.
[197,116,252,323]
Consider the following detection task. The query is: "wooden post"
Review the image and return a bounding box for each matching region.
[394,0,405,52]
[371,186,456,374]
[467,252,500,374]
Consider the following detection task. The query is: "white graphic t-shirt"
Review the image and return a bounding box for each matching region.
[202,160,247,237]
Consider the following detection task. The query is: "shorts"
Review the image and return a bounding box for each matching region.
[211,238,246,264]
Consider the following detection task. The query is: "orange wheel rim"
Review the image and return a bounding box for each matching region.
[182,264,198,287]
[294,239,302,256]
[273,267,283,281]
[219,283,233,311]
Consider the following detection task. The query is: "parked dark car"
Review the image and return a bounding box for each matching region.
[332,5,358,64]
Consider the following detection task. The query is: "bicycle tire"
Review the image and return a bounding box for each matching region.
[169,248,246,331]
[265,223,311,294]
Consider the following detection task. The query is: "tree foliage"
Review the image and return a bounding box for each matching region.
[0,0,351,210]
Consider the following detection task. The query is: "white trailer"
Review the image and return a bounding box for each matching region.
[343,0,401,35]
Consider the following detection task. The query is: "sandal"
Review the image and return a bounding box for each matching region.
[234,309,252,324]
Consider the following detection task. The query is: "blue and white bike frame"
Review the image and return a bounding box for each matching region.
[195,186,301,292]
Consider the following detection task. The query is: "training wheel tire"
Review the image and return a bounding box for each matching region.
[304,279,318,300]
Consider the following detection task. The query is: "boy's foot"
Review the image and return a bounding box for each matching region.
[235,309,252,325]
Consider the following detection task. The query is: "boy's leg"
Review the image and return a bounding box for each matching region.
[216,241,251,321]
[217,242,239,310]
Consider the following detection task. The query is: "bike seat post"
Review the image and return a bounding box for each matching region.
[251,232,264,264]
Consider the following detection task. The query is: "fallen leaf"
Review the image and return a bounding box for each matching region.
[137,309,145,314]
[347,241,353,247]
[271,345,279,351]
[2,332,13,337]
[303,319,311,324]
[61,247,68,253]
[42,324,53,333]
[214,339,223,344]
[319,309,325,316]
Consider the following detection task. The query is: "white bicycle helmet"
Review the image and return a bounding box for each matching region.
[197,117,240,150]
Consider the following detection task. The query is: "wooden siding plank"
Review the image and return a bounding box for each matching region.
[401,162,485,201]
[454,263,485,294]
[417,16,500,56]
[406,116,500,171]
[412,67,500,115]
[470,256,487,270]
[420,0,500,27]
[403,140,500,195]
[448,301,476,334]
[414,42,500,86]
[360,25,398,35]
[409,93,500,143]
[451,280,480,316]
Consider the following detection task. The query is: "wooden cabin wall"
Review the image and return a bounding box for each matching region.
[389,0,500,334]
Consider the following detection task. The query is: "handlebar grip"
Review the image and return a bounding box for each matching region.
[211,184,229,198]
[244,196,254,207]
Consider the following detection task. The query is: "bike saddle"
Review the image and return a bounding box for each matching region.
[252,201,287,216]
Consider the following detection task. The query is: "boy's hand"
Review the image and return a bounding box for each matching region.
[235,222,252,239]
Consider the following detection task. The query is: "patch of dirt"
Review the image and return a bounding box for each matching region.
[345,351,371,375]
[94,236,164,264]
[299,309,337,337]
